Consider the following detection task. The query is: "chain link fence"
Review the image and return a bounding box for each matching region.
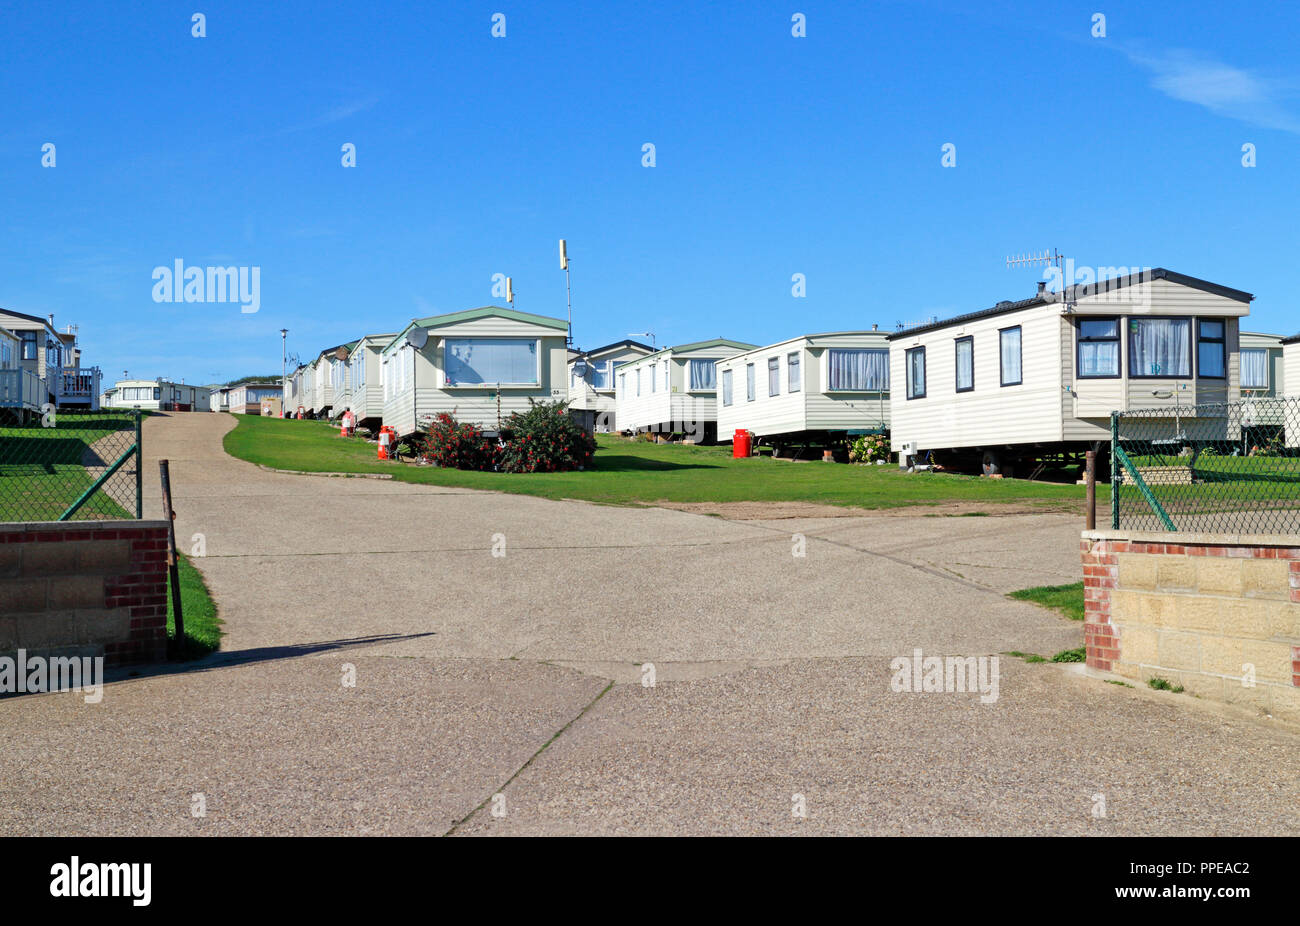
[1111,396,1299,534]
[0,408,142,522]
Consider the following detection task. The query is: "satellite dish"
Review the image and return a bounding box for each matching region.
[406,327,429,349]
[572,359,588,378]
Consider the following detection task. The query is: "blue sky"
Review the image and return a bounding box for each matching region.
[2,0,1297,383]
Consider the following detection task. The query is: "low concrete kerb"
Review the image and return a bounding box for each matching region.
[0,519,172,533]
[255,465,393,480]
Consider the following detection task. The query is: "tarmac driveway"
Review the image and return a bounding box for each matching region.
[1,411,1296,836]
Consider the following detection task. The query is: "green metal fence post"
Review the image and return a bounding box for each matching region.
[1110,412,1120,529]
[135,410,143,519]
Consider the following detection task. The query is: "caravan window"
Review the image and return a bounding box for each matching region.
[687,359,716,390]
[827,349,889,391]
[905,347,926,399]
[444,338,538,385]
[787,352,801,392]
[768,357,780,396]
[1078,318,1120,378]
[1129,318,1191,378]
[650,361,657,392]
[999,327,1022,386]
[954,337,974,392]
[1197,319,1226,378]
[1241,348,1269,389]
[663,360,669,391]
[721,368,733,406]
[745,363,755,401]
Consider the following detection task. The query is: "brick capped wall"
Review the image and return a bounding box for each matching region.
[0,521,171,666]
[1082,530,1300,724]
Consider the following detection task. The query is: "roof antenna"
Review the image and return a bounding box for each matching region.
[559,239,573,348]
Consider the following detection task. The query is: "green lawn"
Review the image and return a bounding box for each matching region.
[0,412,139,521]
[167,553,223,659]
[1007,582,1085,622]
[223,415,1106,511]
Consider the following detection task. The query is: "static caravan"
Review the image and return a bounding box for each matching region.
[887,268,1254,474]
[308,346,344,418]
[0,308,100,409]
[329,341,359,418]
[0,328,42,414]
[567,339,654,433]
[715,331,891,451]
[1236,332,1288,435]
[282,365,306,415]
[380,306,570,438]
[228,382,283,414]
[209,386,230,413]
[109,379,208,411]
[614,338,757,442]
[345,333,394,427]
[1284,334,1300,397]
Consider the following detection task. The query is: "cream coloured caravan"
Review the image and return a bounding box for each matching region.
[614,338,757,442]
[888,269,1254,473]
[715,331,891,449]
[380,306,570,437]
[567,339,654,433]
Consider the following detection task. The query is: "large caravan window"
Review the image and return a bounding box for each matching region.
[1197,320,1226,378]
[768,357,780,396]
[999,327,1022,386]
[954,337,974,392]
[444,338,538,385]
[827,349,888,391]
[787,352,801,392]
[745,363,755,401]
[1129,318,1191,378]
[905,347,926,399]
[19,331,37,361]
[721,369,733,406]
[1078,318,1120,378]
[687,359,716,390]
[1241,348,1269,389]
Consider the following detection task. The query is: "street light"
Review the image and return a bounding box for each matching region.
[280,328,288,418]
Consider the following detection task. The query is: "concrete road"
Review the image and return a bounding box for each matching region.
[2,411,1296,836]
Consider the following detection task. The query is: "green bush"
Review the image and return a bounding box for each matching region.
[498,400,596,473]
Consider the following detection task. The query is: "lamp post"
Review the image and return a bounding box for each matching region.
[280,328,288,417]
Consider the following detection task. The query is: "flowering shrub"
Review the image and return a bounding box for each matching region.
[418,412,500,470]
[498,400,596,473]
[848,432,890,463]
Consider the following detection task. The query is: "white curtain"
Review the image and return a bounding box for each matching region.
[688,359,716,390]
[827,349,888,390]
[1000,328,1022,384]
[1129,318,1190,377]
[787,353,801,392]
[1078,319,1119,377]
[445,338,538,385]
[908,349,925,397]
[955,339,973,389]
[721,369,733,405]
[1241,348,1268,388]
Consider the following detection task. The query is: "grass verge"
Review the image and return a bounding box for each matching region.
[223,415,1106,512]
[167,553,223,659]
[1008,582,1085,622]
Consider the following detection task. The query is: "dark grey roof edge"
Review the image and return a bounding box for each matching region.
[887,268,1255,341]
[1283,333,1300,345]
[576,339,655,358]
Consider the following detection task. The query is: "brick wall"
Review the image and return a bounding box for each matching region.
[1082,530,1300,723]
[0,521,171,666]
